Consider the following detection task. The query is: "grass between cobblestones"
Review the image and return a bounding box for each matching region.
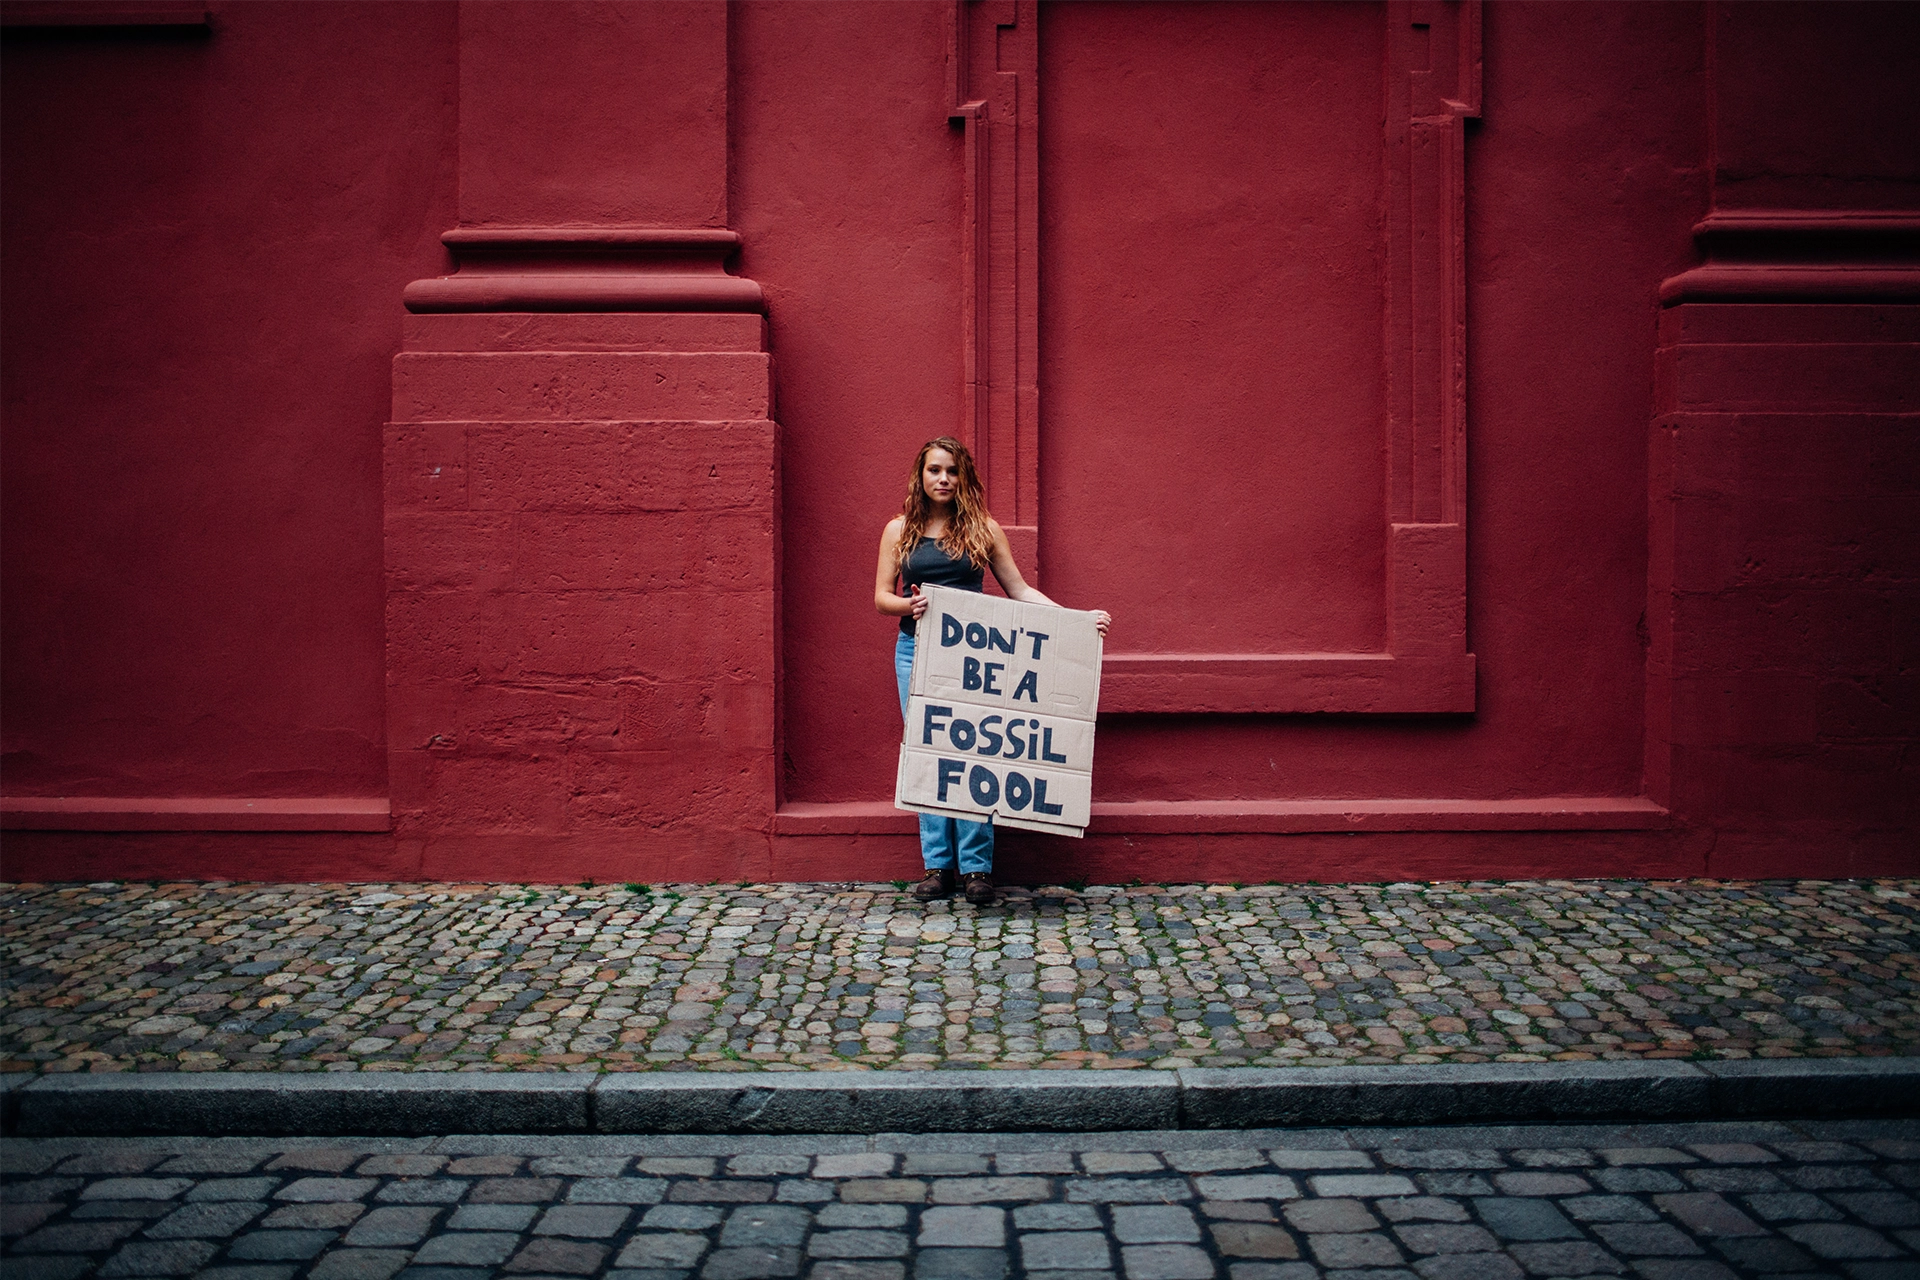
[1,878,1914,1075]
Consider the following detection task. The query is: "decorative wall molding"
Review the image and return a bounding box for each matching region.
[0,2,208,28]
[774,796,1666,837]
[1661,210,1920,305]
[0,797,391,832]
[1100,652,1474,716]
[956,0,1480,713]
[404,228,764,314]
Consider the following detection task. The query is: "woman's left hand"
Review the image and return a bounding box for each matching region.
[1092,610,1111,637]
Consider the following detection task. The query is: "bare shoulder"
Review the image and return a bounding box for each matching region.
[985,516,1008,542]
[879,515,907,559]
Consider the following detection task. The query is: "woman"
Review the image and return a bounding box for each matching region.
[875,437,1110,904]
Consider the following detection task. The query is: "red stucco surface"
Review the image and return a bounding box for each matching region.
[2,2,455,803]
[1041,2,1388,659]
[2,1,1914,883]
[770,1,1724,865]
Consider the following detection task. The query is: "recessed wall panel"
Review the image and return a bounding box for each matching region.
[1040,1,1386,655]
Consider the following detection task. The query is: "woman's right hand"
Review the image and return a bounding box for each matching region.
[909,586,929,620]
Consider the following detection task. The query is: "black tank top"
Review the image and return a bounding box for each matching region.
[899,535,985,635]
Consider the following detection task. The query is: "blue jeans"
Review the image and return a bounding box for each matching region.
[896,630,994,874]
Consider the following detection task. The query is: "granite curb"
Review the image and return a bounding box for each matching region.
[5,1057,1915,1138]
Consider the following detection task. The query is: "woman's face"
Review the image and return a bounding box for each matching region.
[921,449,959,505]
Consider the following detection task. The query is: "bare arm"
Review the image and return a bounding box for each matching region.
[986,520,1111,635]
[874,518,929,622]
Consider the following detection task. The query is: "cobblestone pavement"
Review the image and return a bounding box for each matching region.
[4,1120,1919,1279]
[2,879,1915,1076]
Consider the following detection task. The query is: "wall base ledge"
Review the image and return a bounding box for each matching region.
[774,797,1670,836]
[1,797,391,833]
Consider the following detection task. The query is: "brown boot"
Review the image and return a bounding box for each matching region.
[912,868,955,900]
[963,872,995,905]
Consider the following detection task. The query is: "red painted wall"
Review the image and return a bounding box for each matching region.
[1041,1,1388,660]
[3,1,1914,883]
[384,310,778,881]
[2,2,455,803]
[730,0,966,815]
[1650,305,1919,876]
[774,1,1703,813]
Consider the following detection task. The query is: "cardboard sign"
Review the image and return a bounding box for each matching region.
[895,585,1102,837]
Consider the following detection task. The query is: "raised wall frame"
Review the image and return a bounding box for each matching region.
[952,0,1479,715]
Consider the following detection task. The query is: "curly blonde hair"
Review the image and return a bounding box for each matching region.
[898,436,995,571]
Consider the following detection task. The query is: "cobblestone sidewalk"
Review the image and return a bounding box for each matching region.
[2,878,1915,1075]
[4,1121,1918,1279]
